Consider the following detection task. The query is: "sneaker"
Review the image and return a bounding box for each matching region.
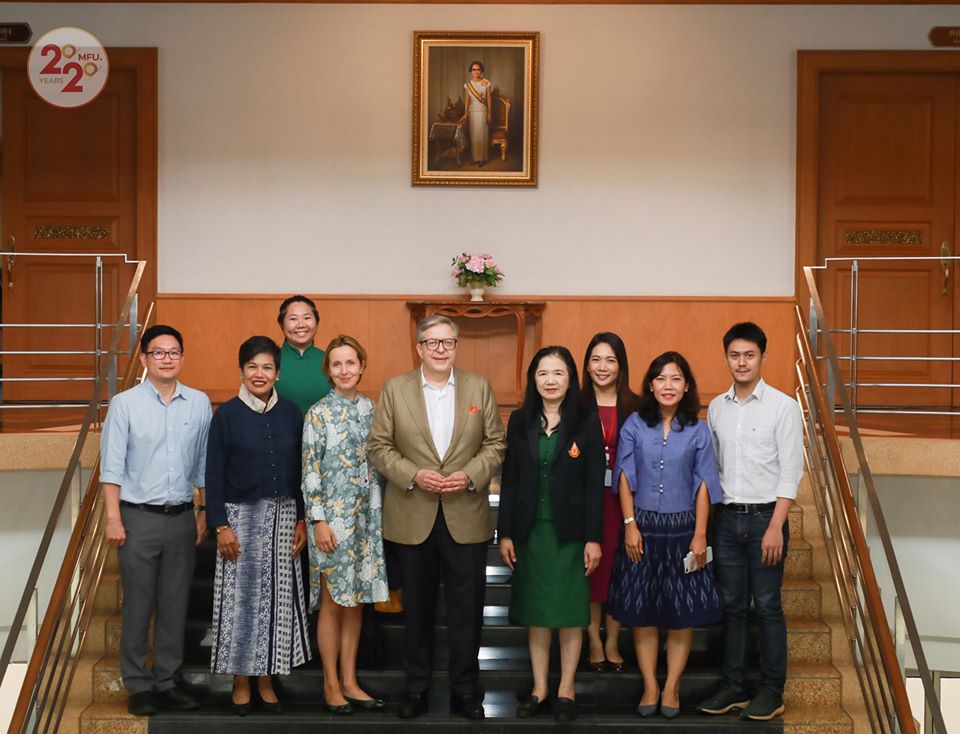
[697,685,750,715]
[741,688,785,721]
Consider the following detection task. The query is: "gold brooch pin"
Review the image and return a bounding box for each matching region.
[568,442,581,458]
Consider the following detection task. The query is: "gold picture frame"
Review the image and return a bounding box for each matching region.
[412,31,540,187]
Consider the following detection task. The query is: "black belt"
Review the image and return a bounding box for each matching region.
[723,501,777,514]
[120,500,193,515]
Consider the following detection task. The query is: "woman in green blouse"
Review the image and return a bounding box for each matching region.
[275,295,331,416]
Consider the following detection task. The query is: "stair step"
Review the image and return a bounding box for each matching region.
[78,696,850,734]
[92,649,837,707]
[783,704,853,734]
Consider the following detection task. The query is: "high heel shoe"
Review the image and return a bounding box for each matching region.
[255,686,283,714]
[231,681,252,717]
[637,689,660,717]
[516,694,550,718]
[660,694,681,719]
[637,700,658,717]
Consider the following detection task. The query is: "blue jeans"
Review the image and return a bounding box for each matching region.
[714,505,789,695]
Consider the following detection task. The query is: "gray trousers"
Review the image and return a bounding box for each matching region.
[117,505,195,695]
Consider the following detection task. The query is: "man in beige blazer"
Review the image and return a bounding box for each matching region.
[368,315,505,720]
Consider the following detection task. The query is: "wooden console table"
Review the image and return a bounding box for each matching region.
[406,300,546,404]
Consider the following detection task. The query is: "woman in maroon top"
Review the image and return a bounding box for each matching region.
[580,332,639,671]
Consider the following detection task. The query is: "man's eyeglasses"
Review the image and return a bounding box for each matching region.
[148,349,183,361]
[418,338,458,352]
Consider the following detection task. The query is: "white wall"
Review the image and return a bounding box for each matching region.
[861,475,960,673]
[0,470,79,663]
[8,4,960,296]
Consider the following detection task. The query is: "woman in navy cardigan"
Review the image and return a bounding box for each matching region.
[497,346,605,722]
[205,336,312,715]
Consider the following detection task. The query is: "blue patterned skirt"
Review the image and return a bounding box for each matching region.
[609,509,723,629]
[211,497,312,675]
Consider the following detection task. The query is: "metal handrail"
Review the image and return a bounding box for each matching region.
[1,262,151,734]
[799,266,947,733]
[0,252,143,419]
[808,255,960,419]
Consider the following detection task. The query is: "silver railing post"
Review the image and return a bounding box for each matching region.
[850,259,860,417]
[94,257,103,390]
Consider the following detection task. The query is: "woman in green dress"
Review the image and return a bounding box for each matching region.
[497,346,605,722]
[275,294,331,416]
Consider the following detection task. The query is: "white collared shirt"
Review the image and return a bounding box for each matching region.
[421,367,456,459]
[707,378,804,504]
[238,383,278,413]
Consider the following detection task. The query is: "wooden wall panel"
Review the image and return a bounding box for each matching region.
[157,294,796,406]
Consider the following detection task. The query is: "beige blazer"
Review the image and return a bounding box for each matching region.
[368,368,506,545]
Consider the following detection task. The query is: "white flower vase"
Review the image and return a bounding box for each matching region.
[468,284,486,302]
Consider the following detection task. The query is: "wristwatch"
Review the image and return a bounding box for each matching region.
[466,479,477,493]
[623,516,636,526]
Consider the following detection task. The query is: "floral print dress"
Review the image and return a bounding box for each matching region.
[301,391,389,609]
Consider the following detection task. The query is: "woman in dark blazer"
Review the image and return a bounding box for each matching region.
[206,336,312,715]
[498,346,605,722]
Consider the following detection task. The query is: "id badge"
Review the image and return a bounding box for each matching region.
[604,468,613,487]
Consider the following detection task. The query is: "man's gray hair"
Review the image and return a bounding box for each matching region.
[416,315,460,341]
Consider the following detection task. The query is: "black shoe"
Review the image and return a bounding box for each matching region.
[155,686,199,712]
[230,699,252,717]
[323,699,353,715]
[258,698,283,714]
[554,696,577,722]
[398,691,429,719]
[697,685,750,715]
[344,694,386,710]
[741,688,785,721]
[127,691,157,717]
[516,694,550,718]
[450,693,485,720]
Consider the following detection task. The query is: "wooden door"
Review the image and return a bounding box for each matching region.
[816,72,957,430]
[0,48,157,430]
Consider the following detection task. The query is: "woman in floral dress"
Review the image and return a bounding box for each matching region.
[301,335,388,714]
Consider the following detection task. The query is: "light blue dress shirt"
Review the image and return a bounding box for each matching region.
[614,414,723,513]
[100,379,212,504]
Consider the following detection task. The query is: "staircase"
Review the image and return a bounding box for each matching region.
[74,478,855,734]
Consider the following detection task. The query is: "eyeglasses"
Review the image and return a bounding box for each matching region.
[418,338,458,352]
[148,349,183,361]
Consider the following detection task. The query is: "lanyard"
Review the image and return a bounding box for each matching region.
[598,405,616,467]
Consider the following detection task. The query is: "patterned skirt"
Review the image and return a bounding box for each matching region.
[211,497,312,675]
[609,509,723,629]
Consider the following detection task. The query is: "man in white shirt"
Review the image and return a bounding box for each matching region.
[698,322,803,721]
[368,315,505,720]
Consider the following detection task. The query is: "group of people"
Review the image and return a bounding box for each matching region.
[100,296,802,725]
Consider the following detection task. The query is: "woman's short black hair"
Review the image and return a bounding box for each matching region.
[140,324,183,353]
[518,346,581,430]
[636,351,701,429]
[722,322,767,354]
[276,294,319,327]
[469,60,484,73]
[238,336,281,370]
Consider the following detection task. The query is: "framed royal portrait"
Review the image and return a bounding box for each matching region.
[412,31,540,187]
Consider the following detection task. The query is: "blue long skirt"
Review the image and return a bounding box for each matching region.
[608,509,723,629]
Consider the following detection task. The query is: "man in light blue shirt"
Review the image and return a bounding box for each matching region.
[100,324,211,716]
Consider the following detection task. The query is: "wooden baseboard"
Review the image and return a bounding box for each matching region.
[157,293,796,406]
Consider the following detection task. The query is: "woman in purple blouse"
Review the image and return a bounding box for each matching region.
[608,351,723,719]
